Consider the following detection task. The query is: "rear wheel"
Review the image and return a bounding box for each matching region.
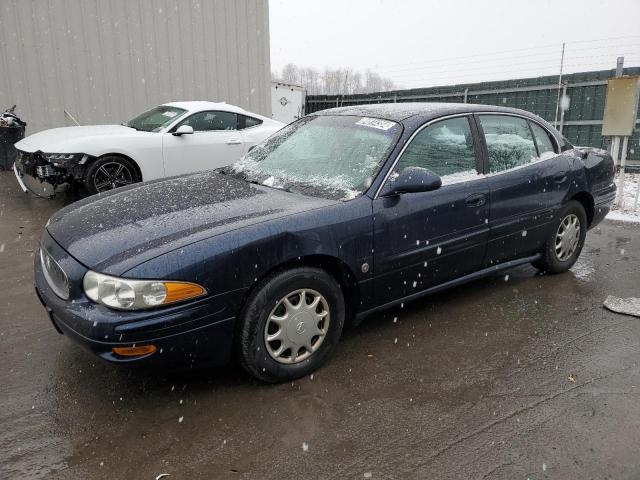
[85,156,139,194]
[533,200,587,274]
[237,267,345,383]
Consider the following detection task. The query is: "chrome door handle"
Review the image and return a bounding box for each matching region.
[553,172,568,183]
[465,193,486,207]
[226,139,242,145]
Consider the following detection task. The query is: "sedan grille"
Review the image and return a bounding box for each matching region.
[40,248,70,299]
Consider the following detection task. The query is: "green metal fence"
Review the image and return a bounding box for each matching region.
[306,67,640,160]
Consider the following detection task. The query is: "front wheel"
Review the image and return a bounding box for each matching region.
[85,156,139,194]
[533,200,587,274]
[237,267,345,383]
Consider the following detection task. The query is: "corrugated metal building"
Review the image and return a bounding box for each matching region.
[307,67,640,160]
[0,0,271,134]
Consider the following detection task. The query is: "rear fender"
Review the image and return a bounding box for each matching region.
[575,147,615,193]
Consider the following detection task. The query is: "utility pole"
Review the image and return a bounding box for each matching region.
[558,83,568,135]
[616,56,628,208]
[554,42,566,128]
[610,57,624,166]
[616,56,624,77]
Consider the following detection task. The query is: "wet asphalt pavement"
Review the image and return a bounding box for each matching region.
[1,171,639,480]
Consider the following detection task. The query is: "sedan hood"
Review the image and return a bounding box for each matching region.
[46,172,337,275]
[16,125,142,153]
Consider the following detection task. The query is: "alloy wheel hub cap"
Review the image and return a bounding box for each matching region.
[94,162,134,192]
[286,311,313,344]
[555,213,581,261]
[264,289,330,364]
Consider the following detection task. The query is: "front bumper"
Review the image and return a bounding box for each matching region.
[13,162,28,192]
[35,232,238,367]
[14,149,90,196]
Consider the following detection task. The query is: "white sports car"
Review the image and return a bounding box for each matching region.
[13,101,284,195]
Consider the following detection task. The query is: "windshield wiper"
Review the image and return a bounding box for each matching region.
[245,178,293,193]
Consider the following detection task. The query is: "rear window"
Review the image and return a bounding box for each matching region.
[239,115,263,129]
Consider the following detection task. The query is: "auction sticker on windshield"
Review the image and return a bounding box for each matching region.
[356,117,396,131]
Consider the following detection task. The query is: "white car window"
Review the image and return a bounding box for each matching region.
[176,111,238,132]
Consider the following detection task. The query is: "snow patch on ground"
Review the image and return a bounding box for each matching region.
[603,295,640,318]
[607,173,640,223]
[606,210,640,223]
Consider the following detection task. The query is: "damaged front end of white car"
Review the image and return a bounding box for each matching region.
[13,150,94,198]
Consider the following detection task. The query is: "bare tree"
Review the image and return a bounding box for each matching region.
[381,77,396,92]
[272,64,396,95]
[322,68,341,95]
[364,70,383,93]
[281,63,301,85]
[299,67,321,94]
[347,71,362,95]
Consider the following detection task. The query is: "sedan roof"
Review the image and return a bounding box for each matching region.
[162,101,280,125]
[314,102,545,123]
[162,101,250,114]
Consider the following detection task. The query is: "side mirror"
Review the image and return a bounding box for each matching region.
[387,167,441,195]
[173,125,194,136]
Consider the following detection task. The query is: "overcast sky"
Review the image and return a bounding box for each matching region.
[269,0,640,88]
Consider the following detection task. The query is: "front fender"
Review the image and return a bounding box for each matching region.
[81,137,164,181]
[124,196,375,314]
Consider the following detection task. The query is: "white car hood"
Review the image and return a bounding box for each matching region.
[15,125,146,153]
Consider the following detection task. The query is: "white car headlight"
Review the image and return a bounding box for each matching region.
[42,153,82,162]
[83,270,206,310]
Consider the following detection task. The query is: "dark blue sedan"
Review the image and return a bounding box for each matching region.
[35,103,616,382]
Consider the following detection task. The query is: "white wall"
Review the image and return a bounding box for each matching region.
[0,0,271,134]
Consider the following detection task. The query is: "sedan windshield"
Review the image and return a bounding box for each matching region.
[225,115,401,200]
[125,105,187,132]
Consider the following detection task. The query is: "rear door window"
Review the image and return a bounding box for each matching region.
[529,122,556,159]
[478,115,537,173]
[239,115,263,129]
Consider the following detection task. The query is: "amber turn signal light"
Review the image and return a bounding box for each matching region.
[164,282,206,304]
[112,345,157,357]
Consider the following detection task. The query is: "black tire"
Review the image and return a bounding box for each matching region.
[237,267,345,383]
[533,200,587,274]
[85,155,139,194]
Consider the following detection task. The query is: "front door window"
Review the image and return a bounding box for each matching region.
[174,111,238,132]
[392,116,480,184]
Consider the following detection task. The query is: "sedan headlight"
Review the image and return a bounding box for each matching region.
[42,153,83,163]
[83,270,206,310]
